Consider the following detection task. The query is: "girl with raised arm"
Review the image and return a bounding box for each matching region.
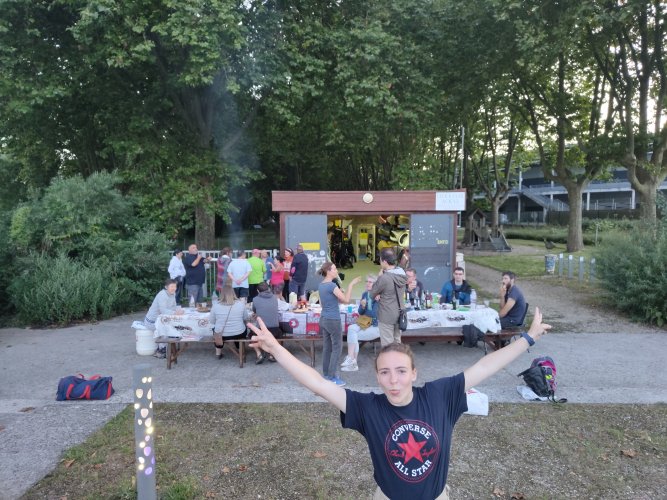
[316,262,361,386]
[248,308,551,500]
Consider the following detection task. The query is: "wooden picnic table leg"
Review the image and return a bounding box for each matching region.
[166,342,173,370]
[309,339,315,367]
[239,341,244,368]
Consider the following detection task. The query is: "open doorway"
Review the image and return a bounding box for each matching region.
[327,214,411,268]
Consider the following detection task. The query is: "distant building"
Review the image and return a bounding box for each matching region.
[484,165,667,223]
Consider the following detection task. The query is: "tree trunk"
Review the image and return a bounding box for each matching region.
[195,201,216,249]
[564,184,584,252]
[637,184,658,221]
[491,199,501,234]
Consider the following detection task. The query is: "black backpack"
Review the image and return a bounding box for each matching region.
[462,324,484,348]
[518,356,567,403]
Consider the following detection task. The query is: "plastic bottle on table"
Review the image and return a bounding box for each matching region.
[189,295,195,309]
[470,289,477,309]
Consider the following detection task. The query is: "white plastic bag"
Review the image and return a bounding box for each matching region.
[464,387,489,416]
[516,385,548,401]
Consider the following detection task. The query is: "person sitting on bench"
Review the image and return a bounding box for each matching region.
[341,274,380,372]
[440,267,472,305]
[498,271,527,328]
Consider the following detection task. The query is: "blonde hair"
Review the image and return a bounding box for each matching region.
[219,280,237,305]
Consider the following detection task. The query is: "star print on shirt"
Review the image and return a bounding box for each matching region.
[397,432,427,464]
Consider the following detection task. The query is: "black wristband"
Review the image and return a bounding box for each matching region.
[521,331,535,346]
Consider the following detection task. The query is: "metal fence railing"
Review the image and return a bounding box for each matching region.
[176,248,280,301]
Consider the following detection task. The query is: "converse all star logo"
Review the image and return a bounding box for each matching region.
[384,419,440,482]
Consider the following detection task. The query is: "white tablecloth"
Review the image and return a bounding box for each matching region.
[406,306,500,333]
[279,309,353,335]
[155,309,212,339]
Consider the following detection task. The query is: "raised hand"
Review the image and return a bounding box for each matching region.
[526,307,551,342]
[247,317,280,354]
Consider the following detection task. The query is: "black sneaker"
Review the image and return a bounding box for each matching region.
[255,353,266,365]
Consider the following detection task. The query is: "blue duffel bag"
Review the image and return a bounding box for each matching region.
[56,373,115,401]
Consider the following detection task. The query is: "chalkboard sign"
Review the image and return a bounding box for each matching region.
[409,214,454,292]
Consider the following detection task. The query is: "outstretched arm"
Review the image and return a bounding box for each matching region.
[333,276,361,304]
[463,307,551,391]
[247,318,347,412]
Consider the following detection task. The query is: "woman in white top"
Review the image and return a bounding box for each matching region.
[167,250,186,300]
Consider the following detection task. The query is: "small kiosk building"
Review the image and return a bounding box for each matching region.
[272,190,465,293]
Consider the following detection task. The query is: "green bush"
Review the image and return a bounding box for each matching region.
[10,254,123,325]
[0,212,16,320]
[6,172,171,325]
[595,214,667,326]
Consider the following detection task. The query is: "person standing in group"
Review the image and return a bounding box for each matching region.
[247,248,267,302]
[440,267,472,305]
[211,280,250,360]
[268,256,285,293]
[282,248,294,301]
[499,270,527,328]
[317,262,361,386]
[216,247,232,294]
[341,274,380,372]
[183,244,210,304]
[370,248,407,345]
[261,249,274,283]
[248,302,551,499]
[226,250,252,300]
[289,244,309,300]
[167,250,186,302]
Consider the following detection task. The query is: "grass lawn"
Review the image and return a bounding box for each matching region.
[24,403,667,499]
[466,239,599,278]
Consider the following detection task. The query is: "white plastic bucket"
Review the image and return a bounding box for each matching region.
[135,329,156,356]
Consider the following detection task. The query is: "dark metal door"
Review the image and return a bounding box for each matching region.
[409,214,455,293]
[285,214,328,293]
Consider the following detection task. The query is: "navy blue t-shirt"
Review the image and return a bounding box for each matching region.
[183,253,206,285]
[340,373,467,499]
[505,285,526,323]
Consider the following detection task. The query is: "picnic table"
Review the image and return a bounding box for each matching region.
[153,305,505,369]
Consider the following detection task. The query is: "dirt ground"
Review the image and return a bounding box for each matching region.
[462,246,661,334]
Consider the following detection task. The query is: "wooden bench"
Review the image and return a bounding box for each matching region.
[357,327,519,353]
[155,334,322,369]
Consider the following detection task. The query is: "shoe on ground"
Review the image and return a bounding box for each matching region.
[341,362,358,372]
[329,376,346,386]
[153,349,166,359]
[256,353,266,365]
[341,355,355,367]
